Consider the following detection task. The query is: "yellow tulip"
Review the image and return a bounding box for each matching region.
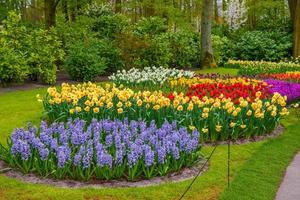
[177,105,183,111]
[75,106,82,112]
[117,108,123,114]
[93,107,99,113]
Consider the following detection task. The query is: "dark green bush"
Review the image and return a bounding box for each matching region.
[212,35,233,65]
[115,33,171,69]
[134,17,167,37]
[97,39,124,72]
[64,39,107,81]
[159,31,200,68]
[232,31,292,61]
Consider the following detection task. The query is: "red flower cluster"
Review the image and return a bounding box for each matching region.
[185,82,271,104]
[259,73,300,82]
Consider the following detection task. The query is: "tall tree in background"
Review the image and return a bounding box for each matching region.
[288,0,300,57]
[201,0,216,68]
[44,0,60,28]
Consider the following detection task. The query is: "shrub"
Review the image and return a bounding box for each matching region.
[212,35,232,65]
[64,39,107,81]
[0,11,64,84]
[27,28,65,84]
[115,33,172,69]
[0,44,29,84]
[232,31,292,61]
[96,39,124,73]
[55,15,96,49]
[134,17,167,37]
[159,31,200,68]
[0,119,200,181]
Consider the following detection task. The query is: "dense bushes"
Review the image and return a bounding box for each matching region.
[64,38,107,81]
[0,44,29,84]
[231,31,292,61]
[0,12,64,85]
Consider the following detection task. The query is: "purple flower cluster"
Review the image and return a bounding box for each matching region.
[264,79,300,102]
[10,119,200,170]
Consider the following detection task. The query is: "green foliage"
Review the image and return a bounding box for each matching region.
[0,43,29,85]
[26,28,65,84]
[96,39,124,72]
[232,31,292,61]
[64,38,107,81]
[115,33,171,69]
[92,14,129,39]
[85,4,129,39]
[55,15,96,49]
[0,11,64,85]
[212,35,232,65]
[162,31,200,68]
[134,17,167,37]
[0,12,29,84]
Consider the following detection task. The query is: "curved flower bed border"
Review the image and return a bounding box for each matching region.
[0,125,284,188]
[0,160,207,188]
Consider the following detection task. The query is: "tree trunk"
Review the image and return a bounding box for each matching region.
[288,0,300,58]
[201,0,216,68]
[293,0,300,57]
[45,0,58,28]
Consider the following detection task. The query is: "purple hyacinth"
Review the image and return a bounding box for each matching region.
[143,145,154,167]
[8,118,201,178]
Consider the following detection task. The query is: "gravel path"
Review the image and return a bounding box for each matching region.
[276,151,300,200]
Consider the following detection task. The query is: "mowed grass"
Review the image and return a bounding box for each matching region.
[196,67,238,76]
[0,67,299,200]
[220,109,300,200]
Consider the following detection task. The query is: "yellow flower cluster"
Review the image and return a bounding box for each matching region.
[45,83,289,121]
[169,77,267,88]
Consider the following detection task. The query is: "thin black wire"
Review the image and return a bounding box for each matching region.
[178,144,218,200]
[227,138,230,188]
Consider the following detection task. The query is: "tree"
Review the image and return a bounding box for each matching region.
[201,0,216,68]
[44,0,60,28]
[288,0,300,57]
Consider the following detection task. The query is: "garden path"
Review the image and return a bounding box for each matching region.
[276,151,300,200]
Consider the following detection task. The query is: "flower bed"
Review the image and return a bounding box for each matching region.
[224,60,300,75]
[0,119,200,181]
[264,79,300,102]
[108,66,194,88]
[42,82,288,142]
[169,77,266,92]
[259,72,300,83]
[184,82,271,104]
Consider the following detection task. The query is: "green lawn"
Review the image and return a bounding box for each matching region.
[0,67,299,200]
[196,67,238,76]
